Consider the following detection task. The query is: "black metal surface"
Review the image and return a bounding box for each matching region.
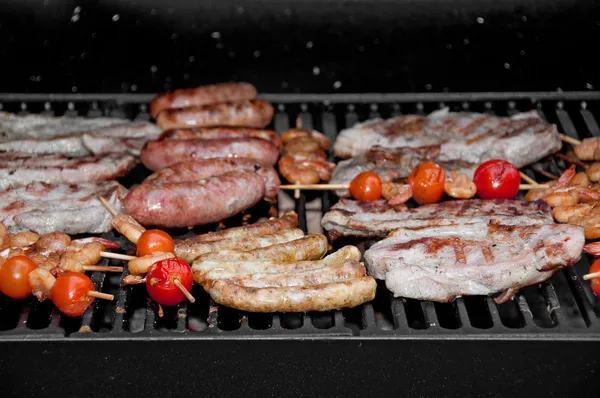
[0,92,600,396]
[0,0,599,94]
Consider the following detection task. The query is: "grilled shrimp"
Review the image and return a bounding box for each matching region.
[568,214,600,240]
[574,137,600,161]
[29,268,56,301]
[570,172,590,188]
[444,171,477,199]
[584,241,600,256]
[59,242,104,272]
[281,128,330,150]
[382,182,413,205]
[278,153,336,184]
[35,232,71,255]
[543,191,580,207]
[128,252,175,275]
[552,203,592,223]
[585,162,600,182]
[9,231,40,248]
[112,214,146,244]
[283,137,322,155]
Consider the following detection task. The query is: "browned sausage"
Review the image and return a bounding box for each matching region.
[143,158,280,199]
[176,228,304,264]
[176,211,297,244]
[159,127,282,151]
[124,170,266,228]
[205,277,377,312]
[155,99,274,130]
[149,82,257,118]
[140,137,280,171]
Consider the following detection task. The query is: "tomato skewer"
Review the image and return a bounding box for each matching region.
[408,162,446,205]
[473,160,520,200]
[50,272,114,317]
[0,255,38,299]
[349,172,382,202]
[146,258,195,306]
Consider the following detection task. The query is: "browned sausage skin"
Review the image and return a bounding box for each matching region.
[149,82,257,118]
[158,127,282,151]
[155,99,274,130]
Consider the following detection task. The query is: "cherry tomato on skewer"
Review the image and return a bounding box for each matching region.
[50,272,96,317]
[473,159,520,200]
[146,258,193,306]
[589,259,600,296]
[137,230,175,257]
[408,162,446,205]
[349,172,382,202]
[0,255,37,299]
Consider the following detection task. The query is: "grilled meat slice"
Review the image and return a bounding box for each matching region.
[0,153,137,190]
[321,198,553,239]
[0,181,127,235]
[0,111,126,140]
[330,145,478,197]
[0,136,89,157]
[81,122,161,155]
[333,109,562,166]
[364,222,584,302]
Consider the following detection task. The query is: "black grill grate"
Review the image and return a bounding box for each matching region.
[0,92,600,341]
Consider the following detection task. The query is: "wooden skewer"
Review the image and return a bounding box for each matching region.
[293,117,303,199]
[560,133,582,146]
[533,168,559,181]
[555,152,589,169]
[97,196,117,217]
[100,251,136,261]
[173,277,196,303]
[87,291,115,300]
[519,172,538,185]
[583,271,600,281]
[82,265,124,273]
[280,183,550,191]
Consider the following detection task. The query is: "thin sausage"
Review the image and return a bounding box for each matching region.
[176,227,304,263]
[149,82,257,118]
[124,170,265,228]
[159,127,282,151]
[140,137,280,171]
[155,99,274,130]
[206,277,377,312]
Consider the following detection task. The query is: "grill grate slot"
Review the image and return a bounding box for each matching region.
[0,93,599,339]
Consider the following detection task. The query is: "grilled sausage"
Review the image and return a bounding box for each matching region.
[155,99,274,130]
[194,245,360,277]
[149,82,257,118]
[159,127,282,151]
[206,277,377,312]
[124,170,266,228]
[192,234,328,265]
[176,228,304,263]
[144,158,280,199]
[140,137,280,171]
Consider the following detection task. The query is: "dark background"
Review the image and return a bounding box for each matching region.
[0,0,598,94]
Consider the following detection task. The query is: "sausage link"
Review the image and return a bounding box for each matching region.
[149,82,257,118]
[144,158,280,199]
[206,276,377,312]
[177,228,304,264]
[124,170,265,228]
[140,137,280,171]
[159,127,282,151]
[155,99,274,130]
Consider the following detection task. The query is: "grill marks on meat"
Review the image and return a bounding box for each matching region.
[333,109,562,168]
[0,181,127,235]
[0,153,137,190]
[364,223,584,302]
[81,122,162,155]
[322,198,553,239]
[158,127,282,151]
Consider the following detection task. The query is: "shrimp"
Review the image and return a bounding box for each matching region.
[382,182,413,205]
[9,231,40,248]
[569,172,590,188]
[585,162,600,182]
[278,154,336,185]
[34,232,71,255]
[128,252,175,275]
[0,223,7,239]
[71,237,120,250]
[554,165,577,189]
[583,241,600,256]
[59,242,104,273]
[444,171,477,199]
[283,137,322,155]
[568,214,600,240]
[541,190,580,207]
[281,128,330,150]
[552,203,591,223]
[112,214,145,244]
[574,137,600,161]
[122,274,147,285]
[29,268,56,301]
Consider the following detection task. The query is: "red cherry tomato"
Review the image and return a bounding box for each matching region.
[349,172,382,202]
[0,255,37,299]
[146,258,193,306]
[589,259,600,296]
[473,160,520,200]
[408,162,446,204]
[137,230,174,257]
[50,272,96,317]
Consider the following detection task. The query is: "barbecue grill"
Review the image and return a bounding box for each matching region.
[1,1,599,396]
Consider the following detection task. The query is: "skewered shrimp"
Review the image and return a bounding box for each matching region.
[542,190,580,207]
[569,172,590,188]
[583,241,600,256]
[283,137,322,155]
[382,182,413,205]
[281,128,330,150]
[444,171,477,199]
[278,152,336,185]
[128,252,175,275]
[58,242,104,273]
[34,232,71,255]
[122,274,147,285]
[112,214,146,244]
[29,268,56,301]
[9,231,40,248]
[552,203,591,223]
[574,137,600,161]
[585,162,600,182]
[567,214,600,240]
